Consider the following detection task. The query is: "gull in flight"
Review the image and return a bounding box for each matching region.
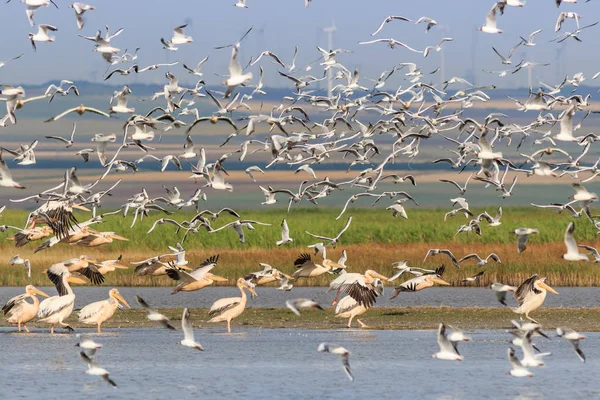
[79,352,117,387]
[161,24,193,51]
[44,122,77,148]
[9,255,31,278]
[578,244,600,262]
[556,327,586,362]
[0,53,23,69]
[459,253,501,267]
[180,308,204,351]
[0,153,26,189]
[21,0,58,26]
[520,29,542,46]
[370,15,412,36]
[432,323,463,361]
[286,299,324,316]
[305,216,352,248]
[507,347,533,377]
[415,16,437,32]
[563,222,589,261]
[70,2,95,30]
[491,283,516,306]
[183,56,209,76]
[514,228,538,253]
[423,249,460,268]
[223,44,253,98]
[276,218,294,246]
[76,335,102,356]
[317,343,353,382]
[461,271,485,284]
[358,38,423,53]
[136,295,175,330]
[477,3,503,34]
[29,24,57,51]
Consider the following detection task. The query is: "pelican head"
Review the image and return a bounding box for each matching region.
[536,278,558,295]
[322,259,344,270]
[109,288,130,308]
[25,285,49,298]
[364,270,389,282]
[237,278,258,297]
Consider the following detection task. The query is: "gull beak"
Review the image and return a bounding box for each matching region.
[32,288,50,298]
[115,293,131,308]
[432,277,451,286]
[539,281,558,295]
[67,276,86,284]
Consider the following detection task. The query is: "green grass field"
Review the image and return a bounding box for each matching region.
[0,206,598,287]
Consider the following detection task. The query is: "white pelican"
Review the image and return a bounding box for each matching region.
[285,299,324,316]
[37,264,86,333]
[556,327,586,362]
[245,263,292,286]
[208,278,257,333]
[78,288,130,333]
[513,274,558,323]
[2,285,49,332]
[432,323,463,361]
[94,255,128,275]
[327,269,388,306]
[563,221,589,261]
[180,307,203,350]
[79,352,117,387]
[507,348,533,378]
[165,255,227,294]
[335,279,384,328]
[491,283,516,306]
[292,253,344,278]
[390,266,450,299]
[136,295,175,330]
[317,343,353,382]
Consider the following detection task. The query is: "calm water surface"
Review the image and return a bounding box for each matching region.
[1,327,599,399]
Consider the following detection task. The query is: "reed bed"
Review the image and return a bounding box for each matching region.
[0,207,599,287]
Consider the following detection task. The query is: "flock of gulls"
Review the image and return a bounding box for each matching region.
[0,0,599,388]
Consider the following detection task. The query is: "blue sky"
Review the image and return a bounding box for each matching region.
[1,0,599,89]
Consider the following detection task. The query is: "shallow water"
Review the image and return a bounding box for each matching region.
[1,286,598,310]
[1,327,599,399]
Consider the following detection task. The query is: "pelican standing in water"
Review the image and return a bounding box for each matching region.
[37,264,86,334]
[335,279,384,328]
[513,274,558,323]
[208,278,257,333]
[2,285,49,332]
[78,288,130,333]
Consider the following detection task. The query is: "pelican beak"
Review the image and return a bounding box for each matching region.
[32,288,50,298]
[210,274,229,282]
[374,272,389,281]
[432,277,451,286]
[67,276,86,284]
[179,265,193,271]
[282,273,293,280]
[115,293,131,308]
[73,204,91,211]
[111,234,129,241]
[113,263,128,269]
[539,281,558,295]
[245,283,258,297]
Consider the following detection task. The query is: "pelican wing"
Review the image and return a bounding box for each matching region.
[37,295,74,318]
[2,293,29,315]
[79,299,108,321]
[328,273,378,307]
[335,295,360,314]
[208,297,240,317]
[515,274,538,307]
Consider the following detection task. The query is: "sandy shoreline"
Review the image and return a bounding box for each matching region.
[3,306,600,332]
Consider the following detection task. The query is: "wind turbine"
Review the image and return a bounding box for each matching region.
[323,20,336,97]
